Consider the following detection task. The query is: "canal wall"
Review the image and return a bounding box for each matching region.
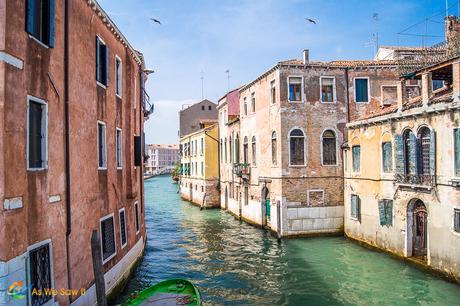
[179,178,220,208]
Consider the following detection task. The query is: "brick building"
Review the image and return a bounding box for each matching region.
[0,1,151,305]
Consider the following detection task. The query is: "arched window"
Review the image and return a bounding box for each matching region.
[235,134,240,163]
[229,136,233,163]
[403,129,416,175]
[224,137,227,163]
[418,127,431,176]
[251,136,257,165]
[243,136,249,164]
[289,129,305,166]
[322,130,337,165]
[271,131,277,165]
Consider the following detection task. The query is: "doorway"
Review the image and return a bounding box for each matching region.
[407,199,427,259]
[261,187,270,226]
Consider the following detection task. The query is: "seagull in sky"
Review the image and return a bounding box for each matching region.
[305,18,317,24]
[150,18,162,25]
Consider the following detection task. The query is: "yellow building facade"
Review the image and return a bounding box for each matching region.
[179,123,220,207]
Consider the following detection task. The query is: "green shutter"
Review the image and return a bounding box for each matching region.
[409,132,417,175]
[357,196,361,222]
[386,200,393,226]
[378,200,386,225]
[455,129,460,176]
[429,130,436,177]
[48,0,55,48]
[394,134,404,176]
[351,195,357,218]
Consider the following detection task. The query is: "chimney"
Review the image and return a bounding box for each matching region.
[397,80,407,110]
[303,49,309,65]
[421,72,432,106]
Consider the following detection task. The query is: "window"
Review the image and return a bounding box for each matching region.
[27,97,48,170]
[26,0,55,47]
[243,136,249,164]
[270,80,276,104]
[288,77,302,102]
[134,201,140,233]
[96,36,108,86]
[229,136,233,163]
[350,195,361,220]
[344,149,348,172]
[378,199,393,226]
[454,209,460,233]
[251,92,256,112]
[289,129,305,166]
[220,140,223,162]
[418,127,432,176]
[403,130,416,175]
[455,129,460,177]
[208,105,212,110]
[352,145,360,172]
[200,138,204,155]
[322,130,337,165]
[321,77,335,102]
[235,134,240,163]
[29,242,52,306]
[98,122,107,169]
[251,136,256,166]
[244,186,249,205]
[119,209,127,248]
[115,56,122,97]
[116,128,122,169]
[355,78,369,103]
[382,142,393,173]
[100,215,116,263]
[134,135,142,167]
[432,80,444,91]
[244,97,248,115]
[382,86,397,106]
[271,131,277,165]
[224,138,228,163]
[201,162,204,176]
[202,105,205,111]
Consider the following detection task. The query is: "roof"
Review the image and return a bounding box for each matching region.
[378,45,433,51]
[147,144,179,150]
[180,99,216,112]
[278,59,399,67]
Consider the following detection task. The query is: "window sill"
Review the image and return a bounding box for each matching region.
[27,167,47,172]
[355,101,370,104]
[321,101,336,104]
[350,217,359,222]
[117,167,123,170]
[97,81,107,89]
[121,243,127,250]
[98,167,107,171]
[28,35,50,49]
[102,252,116,265]
[289,100,304,104]
[288,165,307,168]
[322,163,338,167]
[116,94,122,99]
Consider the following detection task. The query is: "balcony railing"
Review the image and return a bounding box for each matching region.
[143,89,154,118]
[233,163,250,178]
[395,174,436,187]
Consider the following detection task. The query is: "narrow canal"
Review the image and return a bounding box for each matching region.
[115,175,460,305]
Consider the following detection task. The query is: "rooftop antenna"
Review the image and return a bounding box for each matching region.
[200,70,204,100]
[446,0,449,17]
[372,13,379,54]
[225,69,231,93]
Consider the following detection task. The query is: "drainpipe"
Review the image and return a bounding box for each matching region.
[140,72,144,214]
[343,67,350,238]
[64,0,73,303]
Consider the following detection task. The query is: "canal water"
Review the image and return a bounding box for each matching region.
[114,175,460,305]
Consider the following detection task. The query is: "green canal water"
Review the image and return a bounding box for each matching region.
[114,175,460,305]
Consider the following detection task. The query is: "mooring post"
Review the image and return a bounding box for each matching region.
[277,200,281,241]
[91,230,107,306]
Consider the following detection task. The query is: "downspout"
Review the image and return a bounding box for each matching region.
[139,72,144,214]
[343,67,350,235]
[64,0,73,302]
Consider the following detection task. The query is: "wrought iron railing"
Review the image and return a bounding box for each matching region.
[395,174,436,187]
[233,163,250,177]
[143,89,154,118]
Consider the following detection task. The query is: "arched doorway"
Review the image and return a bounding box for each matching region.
[407,199,427,258]
[261,186,270,226]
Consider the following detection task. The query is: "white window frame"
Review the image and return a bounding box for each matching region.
[307,189,324,206]
[116,128,123,169]
[27,95,48,171]
[97,121,107,170]
[27,239,55,306]
[288,127,307,167]
[96,35,108,89]
[354,77,371,104]
[319,76,336,103]
[115,55,122,98]
[287,76,304,103]
[320,128,338,166]
[134,201,140,234]
[100,213,117,264]
[350,194,359,221]
[453,208,460,236]
[270,79,276,104]
[119,208,128,249]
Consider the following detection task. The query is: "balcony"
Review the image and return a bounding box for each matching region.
[395,174,436,188]
[143,89,154,119]
[233,163,250,179]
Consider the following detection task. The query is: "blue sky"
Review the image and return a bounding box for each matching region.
[99,0,457,144]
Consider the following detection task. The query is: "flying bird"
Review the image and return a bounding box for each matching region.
[150,18,162,25]
[305,18,317,24]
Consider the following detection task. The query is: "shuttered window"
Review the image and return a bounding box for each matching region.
[26,0,55,47]
[378,199,393,226]
[134,202,140,233]
[271,131,277,165]
[288,77,302,102]
[96,36,109,86]
[100,215,116,262]
[355,78,369,103]
[352,145,361,172]
[382,142,393,173]
[351,195,361,221]
[115,56,122,96]
[119,209,127,247]
[454,129,460,177]
[251,136,256,166]
[28,99,47,169]
[289,129,305,166]
[454,209,460,233]
[116,129,122,168]
[98,122,107,169]
[322,130,337,165]
[134,135,142,167]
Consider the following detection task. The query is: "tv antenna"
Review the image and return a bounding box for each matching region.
[200,70,204,100]
[225,69,231,93]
